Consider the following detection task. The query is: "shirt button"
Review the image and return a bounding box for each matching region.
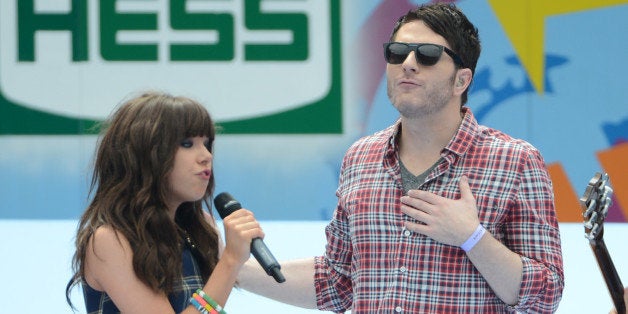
[395,306,403,312]
[399,266,407,273]
[403,229,411,236]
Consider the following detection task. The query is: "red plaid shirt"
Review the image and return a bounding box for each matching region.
[314,108,564,313]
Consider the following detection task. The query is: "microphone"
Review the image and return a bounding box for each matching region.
[213,192,286,283]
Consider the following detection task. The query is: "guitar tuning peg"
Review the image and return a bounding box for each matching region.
[602,185,613,199]
[589,223,600,237]
[585,199,597,215]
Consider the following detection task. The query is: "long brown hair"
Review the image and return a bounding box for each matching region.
[66,91,219,306]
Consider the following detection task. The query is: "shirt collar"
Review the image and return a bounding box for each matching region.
[385,107,478,158]
[444,106,478,157]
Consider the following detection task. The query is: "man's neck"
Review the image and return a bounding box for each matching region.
[398,106,463,175]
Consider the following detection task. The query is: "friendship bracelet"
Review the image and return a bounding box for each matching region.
[192,293,216,314]
[189,297,210,314]
[461,224,486,252]
[196,289,227,314]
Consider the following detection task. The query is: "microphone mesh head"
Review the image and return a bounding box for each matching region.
[213,192,242,219]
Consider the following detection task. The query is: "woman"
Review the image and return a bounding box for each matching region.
[66,91,263,313]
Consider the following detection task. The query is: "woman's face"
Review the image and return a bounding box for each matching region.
[165,136,213,214]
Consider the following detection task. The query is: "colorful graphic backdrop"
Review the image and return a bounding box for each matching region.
[0,1,627,312]
[1,0,626,222]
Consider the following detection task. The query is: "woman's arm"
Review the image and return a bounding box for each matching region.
[85,226,179,313]
[85,208,264,313]
[201,208,264,308]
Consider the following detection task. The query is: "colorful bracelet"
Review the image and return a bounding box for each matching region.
[189,296,210,314]
[192,293,217,314]
[460,224,486,252]
[196,289,227,314]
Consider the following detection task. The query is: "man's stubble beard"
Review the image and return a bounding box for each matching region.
[388,74,456,120]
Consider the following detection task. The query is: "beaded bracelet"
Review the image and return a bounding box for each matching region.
[196,289,227,314]
[461,224,486,252]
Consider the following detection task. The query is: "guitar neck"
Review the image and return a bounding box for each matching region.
[590,238,626,314]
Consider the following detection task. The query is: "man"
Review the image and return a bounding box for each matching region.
[238,3,564,313]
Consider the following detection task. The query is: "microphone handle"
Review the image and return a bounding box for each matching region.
[251,238,286,283]
[213,192,285,283]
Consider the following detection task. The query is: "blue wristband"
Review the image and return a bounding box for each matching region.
[461,224,486,252]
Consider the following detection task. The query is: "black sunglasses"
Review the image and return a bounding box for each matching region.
[383,42,464,67]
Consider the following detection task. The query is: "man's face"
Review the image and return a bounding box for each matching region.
[385,20,458,119]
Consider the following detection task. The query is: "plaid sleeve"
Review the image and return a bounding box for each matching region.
[507,149,565,312]
[314,204,354,312]
[313,152,355,313]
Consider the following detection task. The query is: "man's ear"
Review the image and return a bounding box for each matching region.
[454,68,473,93]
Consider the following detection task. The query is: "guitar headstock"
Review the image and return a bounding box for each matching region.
[580,172,614,243]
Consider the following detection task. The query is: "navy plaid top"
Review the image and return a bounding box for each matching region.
[83,247,204,314]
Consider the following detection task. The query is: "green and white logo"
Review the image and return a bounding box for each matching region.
[0,0,342,134]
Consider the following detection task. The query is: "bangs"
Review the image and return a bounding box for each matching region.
[172,98,215,141]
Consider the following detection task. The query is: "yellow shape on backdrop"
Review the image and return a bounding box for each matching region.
[488,0,627,94]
